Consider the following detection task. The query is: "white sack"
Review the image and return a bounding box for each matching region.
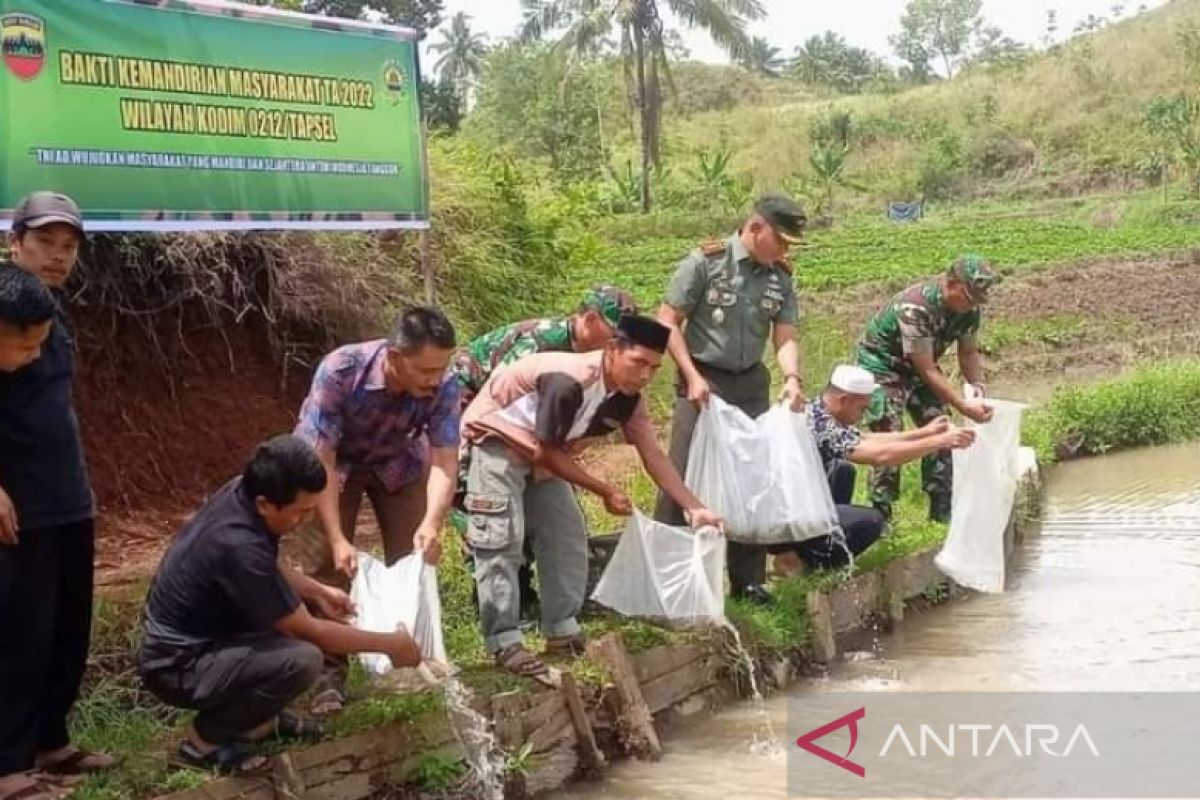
[935,399,1027,594]
[350,551,448,678]
[591,511,726,627]
[685,397,840,545]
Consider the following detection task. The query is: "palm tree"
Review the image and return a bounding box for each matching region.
[520,0,765,212]
[741,36,783,77]
[431,12,488,108]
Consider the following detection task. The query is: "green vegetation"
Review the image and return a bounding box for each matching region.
[1024,361,1200,460]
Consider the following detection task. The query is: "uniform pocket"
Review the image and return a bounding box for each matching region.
[463,493,512,551]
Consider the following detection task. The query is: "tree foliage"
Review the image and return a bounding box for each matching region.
[740,36,785,78]
[246,0,443,36]
[520,0,764,212]
[431,12,488,105]
[788,31,892,94]
[469,43,612,183]
[890,0,983,80]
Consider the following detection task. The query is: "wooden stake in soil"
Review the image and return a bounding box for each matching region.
[560,671,606,775]
[271,752,305,800]
[586,633,662,761]
[806,590,837,663]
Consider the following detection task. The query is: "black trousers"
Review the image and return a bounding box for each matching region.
[139,633,323,745]
[0,519,95,776]
[655,361,771,594]
[770,461,886,569]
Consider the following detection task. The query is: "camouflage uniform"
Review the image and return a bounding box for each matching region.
[450,285,638,410]
[855,256,997,519]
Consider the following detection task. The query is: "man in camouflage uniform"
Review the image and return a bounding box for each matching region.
[451,285,638,409]
[855,255,998,523]
[450,285,636,620]
[655,194,807,606]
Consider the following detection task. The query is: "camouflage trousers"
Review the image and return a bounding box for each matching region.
[862,373,952,517]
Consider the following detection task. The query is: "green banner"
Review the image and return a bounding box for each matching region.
[0,0,428,231]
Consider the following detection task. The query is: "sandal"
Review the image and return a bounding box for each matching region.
[170,740,269,776]
[309,688,345,718]
[543,633,587,658]
[273,711,325,741]
[35,747,118,775]
[495,643,549,678]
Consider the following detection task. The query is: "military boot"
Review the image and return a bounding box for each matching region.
[928,492,952,524]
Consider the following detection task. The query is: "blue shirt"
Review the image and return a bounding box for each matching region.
[0,289,93,529]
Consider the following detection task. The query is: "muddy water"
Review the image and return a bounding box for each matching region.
[555,442,1200,799]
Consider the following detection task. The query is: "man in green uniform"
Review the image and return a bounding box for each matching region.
[655,194,807,605]
[451,285,638,409]
[450,284,636,620]
[855,254,998,523]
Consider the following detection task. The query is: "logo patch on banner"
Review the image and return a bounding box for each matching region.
[1,13,46,80]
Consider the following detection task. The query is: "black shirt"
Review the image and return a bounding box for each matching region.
[141,477,300,655]
[0,288,93,529]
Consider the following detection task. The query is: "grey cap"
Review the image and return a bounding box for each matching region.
[13,191,83,233]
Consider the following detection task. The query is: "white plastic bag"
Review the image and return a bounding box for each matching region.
[685,397,840,545]
[591,511,726,627]
[935,398,1027,593]
[350,551,449,680]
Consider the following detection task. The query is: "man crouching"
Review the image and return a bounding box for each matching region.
[137,435,420,775]
[461,314,723,679]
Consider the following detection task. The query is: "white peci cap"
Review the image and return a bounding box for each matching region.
[830,365,876,396]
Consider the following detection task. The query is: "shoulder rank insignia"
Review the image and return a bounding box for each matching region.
[699,238,727,257]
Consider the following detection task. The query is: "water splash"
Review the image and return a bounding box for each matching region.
[442,676,507,800]
[722,623,784,757]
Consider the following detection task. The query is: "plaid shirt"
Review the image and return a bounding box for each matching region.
[295,340,460,492]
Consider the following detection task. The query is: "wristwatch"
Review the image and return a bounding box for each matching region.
[783,373,803,385]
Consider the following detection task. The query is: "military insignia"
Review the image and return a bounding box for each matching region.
[381,58,405,105]
[713,308,725,324]
[2,13,45,81]
[699,238,727,257]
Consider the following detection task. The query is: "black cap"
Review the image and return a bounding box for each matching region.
[13,191,83,233]
[616,313,670,354]
[753,193,806,244]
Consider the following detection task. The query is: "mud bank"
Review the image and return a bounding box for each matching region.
[146,468,1042,800]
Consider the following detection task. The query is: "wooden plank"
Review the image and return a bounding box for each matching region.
[271,753,305,800]
[306,772,374,800]
[524,738,580,796]
[826,572,882,634]
[527,706,573,753]
[806,590,837,663]
[631,643,708,684]
[522,692,567,739]
[491,690,527,750]
[560,671,606,774]
[639,656,717,714]
[586,633,662,761]
[153,777,271,800]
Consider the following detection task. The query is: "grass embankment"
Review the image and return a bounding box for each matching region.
[1023,361,1200,461]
